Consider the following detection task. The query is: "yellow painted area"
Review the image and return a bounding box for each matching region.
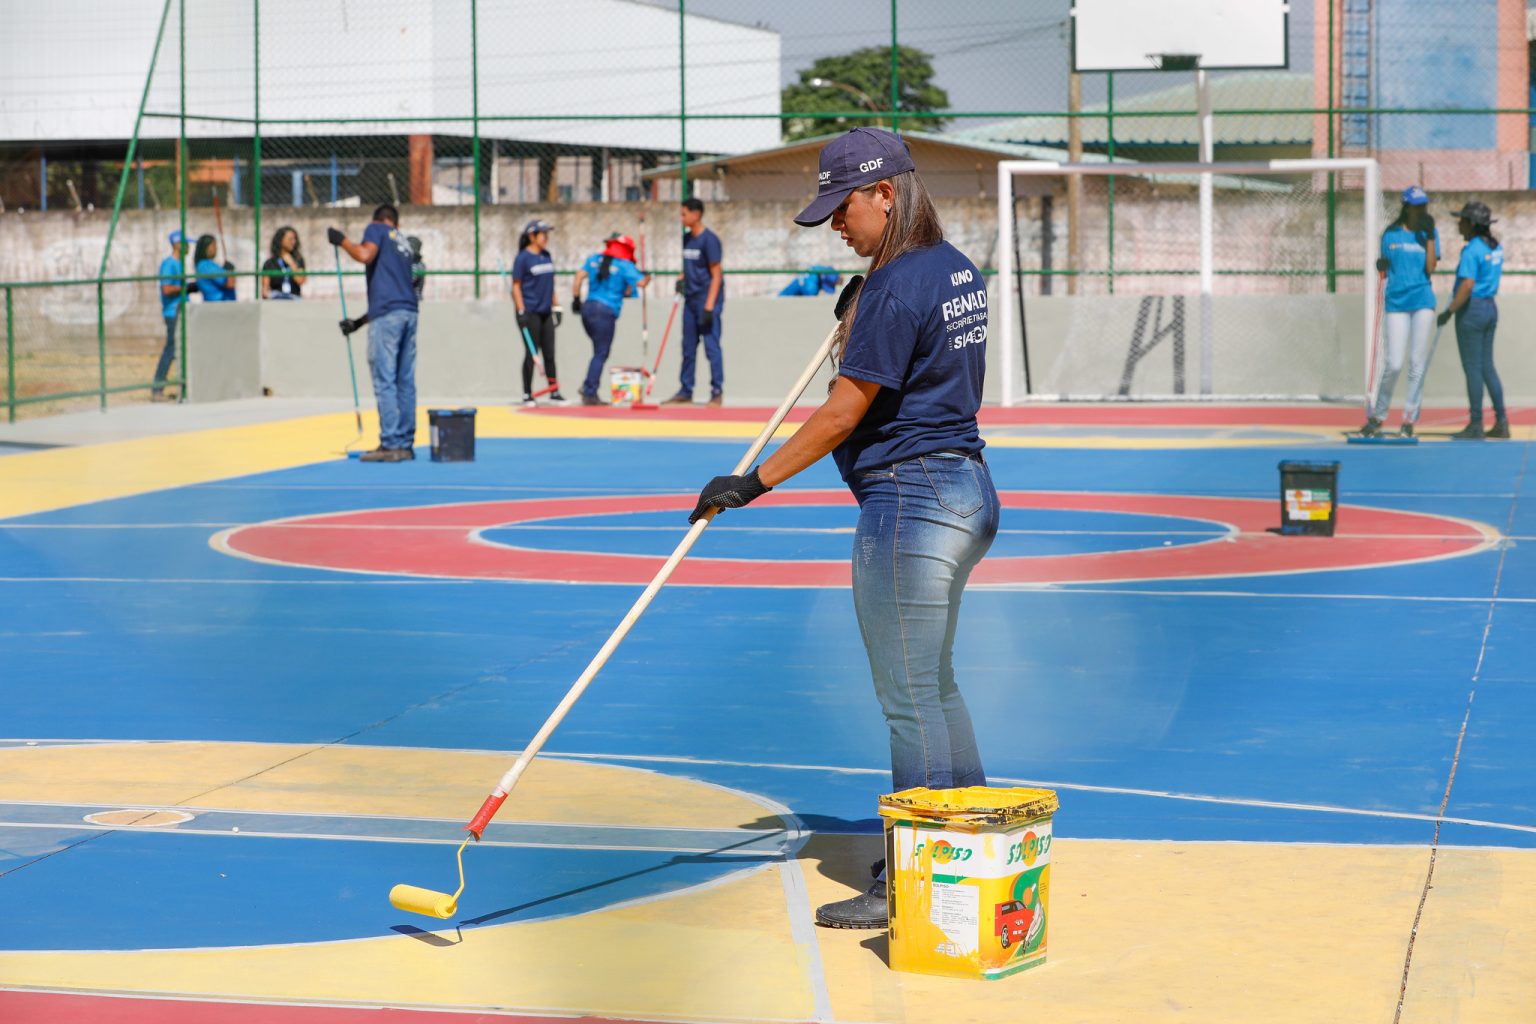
[1398,847,1536,1024]
[0,742,770,830]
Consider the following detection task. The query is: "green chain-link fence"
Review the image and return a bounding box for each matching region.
[3,0,1532,417]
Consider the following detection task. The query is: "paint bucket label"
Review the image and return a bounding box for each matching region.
[1285,488,1333,520]
[878,786,1057,981]
[610,368,644,406]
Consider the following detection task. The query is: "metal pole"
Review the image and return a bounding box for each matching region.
[1326,0,1337,293]
[5,287,14,423]
[1363,159,1380,403]
[678,0,688,201]
[1066,73,1081,296]
[40,152,46,211]
[472,0,481,298]
[97,282,107,410]
[889,0,899,133]
[178,0,189,400]
[253,0,262,283]
[996,162,1015,406]
[1106,71,1115,295]
[1197,68,1214,395]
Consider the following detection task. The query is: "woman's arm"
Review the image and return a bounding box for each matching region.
[290,256,307,286]
[511,279,525,313]
[260,262,271,299]
[1438,278,1473,325]
[571,269,587,305]
[757,375,880,487]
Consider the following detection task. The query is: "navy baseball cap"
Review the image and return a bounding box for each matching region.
[1401,185,1429,206]
[794,128,916,227]
[524,219,554,235]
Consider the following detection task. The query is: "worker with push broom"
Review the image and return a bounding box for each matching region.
[690,128,1000,929]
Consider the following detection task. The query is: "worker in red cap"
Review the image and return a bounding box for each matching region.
[571,233,649,405]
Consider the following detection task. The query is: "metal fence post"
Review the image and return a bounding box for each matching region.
[254,0,262,285]
[5,287,14,423]
[889,0,899,134]
[678,0,687,200]
[472,0,481,298]
[97,282,107,410]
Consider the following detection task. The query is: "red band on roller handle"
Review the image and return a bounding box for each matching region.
[465,791,508,841]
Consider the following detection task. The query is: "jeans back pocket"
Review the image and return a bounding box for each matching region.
[919,454,983,517]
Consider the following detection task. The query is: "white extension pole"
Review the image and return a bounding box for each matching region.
[997,162,1016,407]
[462,324,841,840]
[1196,68,1214,395]
[1362,158,1381,410]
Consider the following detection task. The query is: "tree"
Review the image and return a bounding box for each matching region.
[781,46,949,143]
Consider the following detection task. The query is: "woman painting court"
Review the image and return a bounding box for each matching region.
[690,127,1000,929]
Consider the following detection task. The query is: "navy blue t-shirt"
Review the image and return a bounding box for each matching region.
[833,241,986,481]
[682,228,724,308]
[363,221,419,316]
[512,248,556,314]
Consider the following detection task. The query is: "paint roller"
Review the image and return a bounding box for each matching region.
[387,321,841,919]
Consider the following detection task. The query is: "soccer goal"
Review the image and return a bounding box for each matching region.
[995,158,1383,406]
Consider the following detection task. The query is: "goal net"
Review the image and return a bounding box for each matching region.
[995,159,1384,405]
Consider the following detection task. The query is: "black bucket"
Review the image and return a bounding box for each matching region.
[1278,460,1338,536]
[428,408,476,462]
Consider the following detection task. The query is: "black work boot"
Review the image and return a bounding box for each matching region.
[1488,418,1511,439]
[1451,422,1485,440]
[815,880,888,929]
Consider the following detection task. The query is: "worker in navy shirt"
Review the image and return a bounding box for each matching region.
[663,198,726,406]
[512,218,567,406]
[151,229,189,401]
[1438,201,1507,439]
[329,205,420,461]
[1361,185,1439,438]
[689,128,998,930]
[571,234,649,405]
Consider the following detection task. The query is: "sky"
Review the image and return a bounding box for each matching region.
[637,0,1314,120]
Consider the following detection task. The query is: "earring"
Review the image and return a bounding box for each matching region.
[884,205,892,214]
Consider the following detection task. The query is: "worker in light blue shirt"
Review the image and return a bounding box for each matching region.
[1361,185,1438,438]
[571,234,649,405]
[1436,201,1506,439]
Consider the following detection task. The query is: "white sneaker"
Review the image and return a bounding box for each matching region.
[521,394,537,408]
[548,392,571,406]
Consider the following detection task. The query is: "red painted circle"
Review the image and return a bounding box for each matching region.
[212,491,1493,586]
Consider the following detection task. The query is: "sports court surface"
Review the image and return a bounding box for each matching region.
[1,400,1533,1023]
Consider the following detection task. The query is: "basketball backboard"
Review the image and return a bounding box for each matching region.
[1071,0,1289,72]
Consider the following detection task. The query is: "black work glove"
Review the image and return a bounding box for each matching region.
[1375,257,1390,273]
[1437,308,1453,327]
[516,310,533,330]
[222,260,235,272]
[339,318,359,336]
[674,278,686,296]
[552,307,563,328]
[699,308,714,333]
[327,227,345,247]
[572,295,582,314]
[834,274,865,322]
[689,467,771,524]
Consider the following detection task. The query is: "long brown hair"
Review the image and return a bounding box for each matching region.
[833,170,944,365]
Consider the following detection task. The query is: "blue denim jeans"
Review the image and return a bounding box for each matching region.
[366,310,418,450]
[847,450,1000,792]
[677,302,723,397]
[1454,297,1505,422]
[153,313,179,388]
[580,302,617,397]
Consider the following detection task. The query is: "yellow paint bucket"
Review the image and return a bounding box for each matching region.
[878,786,1058,980]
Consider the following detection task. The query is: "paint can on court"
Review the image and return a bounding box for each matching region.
[428,408,476,462]
[878,786,1058,980]
[610,367,644,406]
[1278,460,1339,536]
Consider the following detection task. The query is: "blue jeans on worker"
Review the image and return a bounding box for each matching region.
[847,450,1000,792]
[1454,297,1505,423]
[366,310,417,450]
[677,302,723,398]
[153,312,179,389]
[580,301,617,397]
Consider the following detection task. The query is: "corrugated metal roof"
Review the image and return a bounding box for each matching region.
[952,72,1313,148]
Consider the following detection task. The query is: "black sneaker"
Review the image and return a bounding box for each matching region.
[1488,418,1511,439]
[1399,422,1414,438]
[1358,417,1382,437]
[816,881,888,929]
[580,393,608,406]
[1451,423,1485,440]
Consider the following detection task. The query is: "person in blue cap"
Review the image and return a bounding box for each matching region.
[512,218,568,406]
[571,233,649,406]
[1360,185,1439,437]
[663,198,726,407]
[151,229,190,401]
[688,127,999,930]
[1437,201,1507,439]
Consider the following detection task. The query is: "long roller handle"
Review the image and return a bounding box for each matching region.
[466,323,839,839]
[334,245,362,436]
